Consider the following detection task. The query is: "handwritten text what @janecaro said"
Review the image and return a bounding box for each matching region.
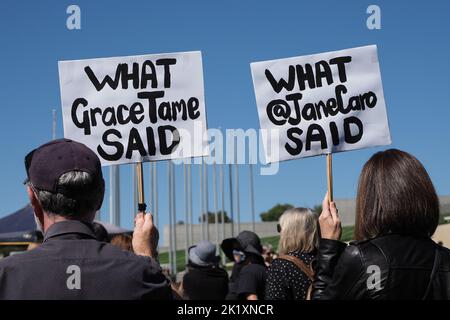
[263,56,378,156]
[70,58,202,161]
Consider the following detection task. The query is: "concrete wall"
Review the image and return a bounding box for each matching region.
[334,196,450,226]
[162,221,278,250]
[161,196,450,249]
[439,196,450,214]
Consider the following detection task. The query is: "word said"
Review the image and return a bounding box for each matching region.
[285,116,363,156]
[98,125,180,161]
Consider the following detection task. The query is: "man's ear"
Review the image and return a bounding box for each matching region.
[27,186,44,222]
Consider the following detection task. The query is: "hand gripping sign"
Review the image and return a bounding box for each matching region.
[250,45,391,200]
[59,51,209,211]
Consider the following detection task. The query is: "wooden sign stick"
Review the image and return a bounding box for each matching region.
[326,154,333,203]
[136,162,147,213]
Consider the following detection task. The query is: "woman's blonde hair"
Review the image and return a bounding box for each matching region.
[110,234,133,252]
[278,207,319,255]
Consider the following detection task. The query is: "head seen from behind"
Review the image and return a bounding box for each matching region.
[25,139,105,232]
[278,207,319,255]
[355,149,439,241]
[31,171,104,217]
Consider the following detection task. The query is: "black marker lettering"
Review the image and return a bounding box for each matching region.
[265,66,296,93]
[285,127,303,156]
[97,129,123,161]
[156,58,177,88]
[329,56,352,83]
[71,98,91,135]
[84,66,121,91]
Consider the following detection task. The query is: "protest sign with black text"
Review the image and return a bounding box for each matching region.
[59,51,209,166]
[250,45,391,163]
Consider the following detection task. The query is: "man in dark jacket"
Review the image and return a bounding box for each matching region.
[0,139,171,299]
[182,241,229,300]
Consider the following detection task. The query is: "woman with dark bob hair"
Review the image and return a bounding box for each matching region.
[312,149,450,299]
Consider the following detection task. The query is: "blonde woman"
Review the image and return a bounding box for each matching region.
[265,208,319,300]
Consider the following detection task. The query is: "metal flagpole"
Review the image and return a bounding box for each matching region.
[52,109,57,140]
[153,162,159,229]
[220,164,226,264]
[204,161,210,241]
[171,161,178,276]
[199,161,204,240]
[149,163,154,213]
[109,166,114,225]
[249,164,256,232]
[188,162,193,246]
[149,162,159,250]
[228,164,234,237]
[109,165,120,226]
[213,162,219,252]
[220,164,225,238]
[235,163,241,234]
[168,162,174,276]
[115,166,120,226]
[184,163,189,266]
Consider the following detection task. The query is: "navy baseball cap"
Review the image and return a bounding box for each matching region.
[24,138,103,194]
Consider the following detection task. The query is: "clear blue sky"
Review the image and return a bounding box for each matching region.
[1,0,449,233]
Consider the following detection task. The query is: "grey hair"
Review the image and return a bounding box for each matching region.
[278,207,319,255]
[33,171,104,218]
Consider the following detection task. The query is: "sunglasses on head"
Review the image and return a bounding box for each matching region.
[277,224,281,233]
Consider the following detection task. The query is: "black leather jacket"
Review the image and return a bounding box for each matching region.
[312,234,450,299]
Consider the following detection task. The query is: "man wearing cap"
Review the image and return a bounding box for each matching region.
[221,231,267,300]
[0,139,171,299]
[182,240,229,300]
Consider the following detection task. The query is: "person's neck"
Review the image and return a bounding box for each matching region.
[43,213,93,233]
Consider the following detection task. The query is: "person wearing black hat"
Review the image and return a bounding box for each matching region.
[221,230,267,300]
[0,139,171,299]
[182,240,229,300]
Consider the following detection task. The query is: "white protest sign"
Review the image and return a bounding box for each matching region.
[251,45,391,163]
[59,51,208,166]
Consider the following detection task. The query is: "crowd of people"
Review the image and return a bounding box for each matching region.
[0,138,449,299]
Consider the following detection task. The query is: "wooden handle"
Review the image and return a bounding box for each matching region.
[136,162,146,212]
[326,154,333,203]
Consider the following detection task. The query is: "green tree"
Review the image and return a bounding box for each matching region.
[260,203,294,222]
[199,211,232,223]
[313,204,322,214]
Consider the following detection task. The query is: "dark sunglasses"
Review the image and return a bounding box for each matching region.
[277,224,281,233]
